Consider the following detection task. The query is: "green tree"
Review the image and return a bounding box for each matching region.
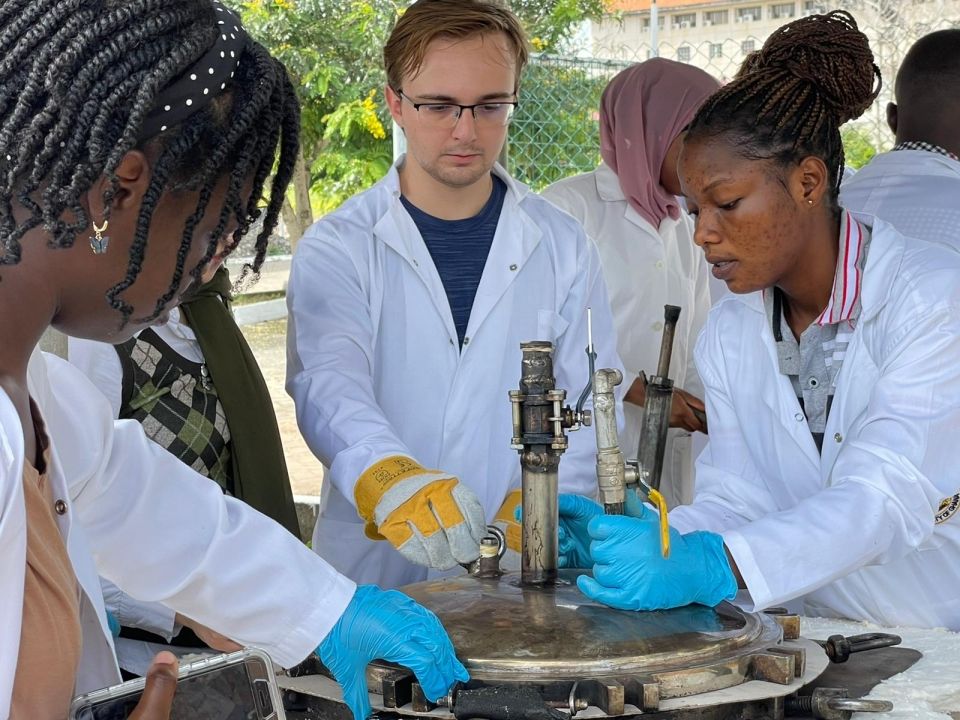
[509,0,613,53]
[241,0,399,242]
[841,124,879,170]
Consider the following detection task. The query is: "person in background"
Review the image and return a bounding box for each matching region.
[69,261,300,676]
[287,0,621,588]
[840,28,960,248]
[557,11,960,631]
[542,59,717,509]
[0,1,465,718]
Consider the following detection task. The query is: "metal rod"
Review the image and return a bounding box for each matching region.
[655,305,681,379]
[637,306,682,493]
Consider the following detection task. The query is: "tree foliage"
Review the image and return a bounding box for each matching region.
[841,124,879,171]
[508,0,613,52]
[240,0,399,236]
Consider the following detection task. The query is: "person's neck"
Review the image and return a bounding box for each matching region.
[399,166,495,220]
[0,265,57,387]
[896,125,960,159]
[778,212,842,339]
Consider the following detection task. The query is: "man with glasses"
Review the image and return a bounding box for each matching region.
[287,0,621,589]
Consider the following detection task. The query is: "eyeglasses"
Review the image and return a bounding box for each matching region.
[396,90,517,129]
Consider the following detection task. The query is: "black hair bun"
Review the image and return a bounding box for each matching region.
[738,10,881,125]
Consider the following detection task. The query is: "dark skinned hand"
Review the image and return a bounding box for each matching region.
[624,377,707,434]
[128,651,179,720]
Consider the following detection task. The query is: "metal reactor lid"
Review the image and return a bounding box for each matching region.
[394,570,793,704]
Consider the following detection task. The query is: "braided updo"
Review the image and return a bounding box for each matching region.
[0,0,300,324]
[687,10,881,209]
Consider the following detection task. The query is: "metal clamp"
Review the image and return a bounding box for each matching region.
[817,632,902,663]
[786,687,893,719]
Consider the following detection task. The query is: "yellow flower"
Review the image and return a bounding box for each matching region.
[531,37,547,52]
[362,89,386,139]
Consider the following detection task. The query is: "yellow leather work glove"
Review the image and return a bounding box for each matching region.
[355,456,486,570]
[493,488,523,571]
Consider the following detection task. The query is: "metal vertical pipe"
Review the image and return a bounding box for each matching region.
[516,342,561,586]
[593,368,627,514]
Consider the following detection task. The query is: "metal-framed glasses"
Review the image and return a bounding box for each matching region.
[396,90,517,128]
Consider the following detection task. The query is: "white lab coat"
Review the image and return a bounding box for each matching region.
[671,213,960,630]
[287,159,621,589]
[0,350,354,718]
[542,163,711,508]
[69,312,219,675]
[840,150,960,249]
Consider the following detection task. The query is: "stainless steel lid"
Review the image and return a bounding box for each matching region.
[401,570,782,684]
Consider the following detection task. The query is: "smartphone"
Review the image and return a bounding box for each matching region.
[69,647,285,720]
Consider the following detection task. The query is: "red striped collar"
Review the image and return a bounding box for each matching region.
[815,211,870,326]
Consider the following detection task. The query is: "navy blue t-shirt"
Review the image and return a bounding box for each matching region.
[401,175,507,347]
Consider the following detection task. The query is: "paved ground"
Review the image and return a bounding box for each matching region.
[240,319,324,498]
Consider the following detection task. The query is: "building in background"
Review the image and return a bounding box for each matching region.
[589,0,960,149]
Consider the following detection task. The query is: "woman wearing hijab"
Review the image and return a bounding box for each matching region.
[542,59,719,508]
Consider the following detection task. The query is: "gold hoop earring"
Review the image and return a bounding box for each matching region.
[89,219,110,254]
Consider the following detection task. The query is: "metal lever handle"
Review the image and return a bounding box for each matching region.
[826,697,894,713]
[817,632,902,663]
[786,688,894,719]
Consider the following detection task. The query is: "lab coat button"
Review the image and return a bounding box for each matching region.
[656,260,664,270]
[509,263,518,271]
[54,499,67,515]
[464,337,471,345]
[794,413,804,422]
[834,432,843,443]
[653,321,663,331]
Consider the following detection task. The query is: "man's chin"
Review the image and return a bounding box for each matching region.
[433,165,493,189]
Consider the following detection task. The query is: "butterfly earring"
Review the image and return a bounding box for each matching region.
[89,219,110,254]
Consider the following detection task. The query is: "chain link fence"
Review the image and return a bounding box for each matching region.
[508,1,960,190]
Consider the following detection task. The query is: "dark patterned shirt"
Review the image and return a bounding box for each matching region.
[116,328,233,493]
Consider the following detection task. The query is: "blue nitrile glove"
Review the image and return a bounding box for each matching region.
[557,494,603,568]
[317,585,469,720]
[513,494,603,569]
[556,491,653,567]
[577,514,737,611]
[624,486,650,519]
[106,610,121,637]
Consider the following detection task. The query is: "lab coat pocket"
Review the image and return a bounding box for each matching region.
[537,309,570,344]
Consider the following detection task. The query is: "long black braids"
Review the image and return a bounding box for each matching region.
[686,10,881,211]
[0,0,300,324]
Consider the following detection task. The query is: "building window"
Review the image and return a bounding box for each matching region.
[641,16,666,30]
[672,12,697,29]
[803,0,822,13]
[677,45,692,62]
[704,10,729,25]
[770,2,796,19]
[737,6,762,22]
[741,39,756,54]
[709,43,724,59]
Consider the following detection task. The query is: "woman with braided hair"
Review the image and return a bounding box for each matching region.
[558,11,960,630]
[0,1,465,718]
